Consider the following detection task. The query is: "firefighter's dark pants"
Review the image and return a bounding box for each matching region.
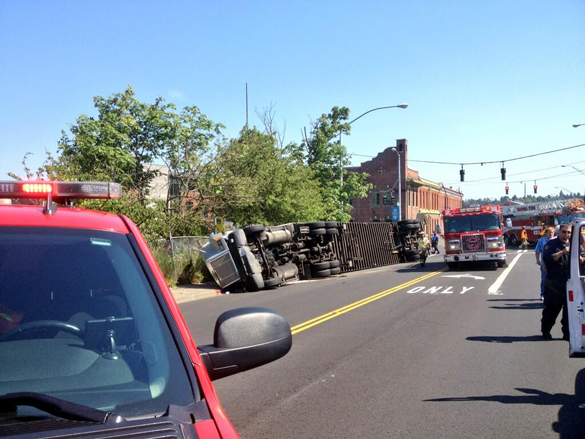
[541,280,569,338]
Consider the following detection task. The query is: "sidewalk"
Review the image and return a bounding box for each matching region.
[170,282,221,304]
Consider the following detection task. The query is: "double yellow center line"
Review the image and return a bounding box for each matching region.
[291,268,447,335]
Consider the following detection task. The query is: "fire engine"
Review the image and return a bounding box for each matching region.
[501,198,585,246]
[442,205,507,269]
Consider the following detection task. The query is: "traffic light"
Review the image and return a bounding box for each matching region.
[390,190,396,205]
[501,167,506,180]
[505,185,509,195]
[533,184,538,194]
[382,192,388,205]
[460,168,465,182]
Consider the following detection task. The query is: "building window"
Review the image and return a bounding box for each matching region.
[372,190,381,206]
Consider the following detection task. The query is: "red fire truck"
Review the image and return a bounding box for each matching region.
[442,205,507,269]
[501,198,585,246]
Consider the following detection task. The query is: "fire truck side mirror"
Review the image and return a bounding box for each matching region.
[506,218,512,228]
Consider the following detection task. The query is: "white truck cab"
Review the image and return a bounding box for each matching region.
[567,218,585,357]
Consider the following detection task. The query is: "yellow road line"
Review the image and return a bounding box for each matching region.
[291,268,447,335]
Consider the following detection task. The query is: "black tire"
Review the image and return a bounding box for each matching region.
[330,267,341,275]
[264,277,283,289]
[446,262,458,270]
[497,260,506,268]
[309,228,327,236]
[401,223,421,231]
[325,221,337,228]
[329,260,340,268]
[398,220,418,227]
[406,254,421,261]
[244,224,265,236]
[313,269,331,278]
[503,235,509,246]
[307,222,326,229]
[311,261,330,271]
[509,234,518,247]
[325,228,339,235]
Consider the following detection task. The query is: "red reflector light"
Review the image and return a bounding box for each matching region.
[569,290,574,302]
[582,324,585,336]
[22,183,53,194]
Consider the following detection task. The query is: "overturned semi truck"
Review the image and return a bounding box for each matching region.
[200,220,423,292]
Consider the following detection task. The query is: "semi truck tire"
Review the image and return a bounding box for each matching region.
[309,228,327,236]
[307,222,326,229]
[325,221,338,228]
[311,261,330,271]
[313,269,331,278]
[326,228,339,235]
[330,267,341,275]
[329,260,340,268]
[244,224,266,236]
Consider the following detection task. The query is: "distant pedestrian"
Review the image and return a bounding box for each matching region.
[431,232,440,254]
[535,227,554,301]
[541,223,571,340]
[519,226,529,249]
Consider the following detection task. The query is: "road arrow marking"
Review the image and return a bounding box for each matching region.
[442,274,485,280]
[487,252,524,295]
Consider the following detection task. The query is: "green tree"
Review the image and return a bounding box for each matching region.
[298,106,372,221]
[216,127,326,226]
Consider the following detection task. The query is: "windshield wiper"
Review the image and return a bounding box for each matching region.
[0,392,124,423]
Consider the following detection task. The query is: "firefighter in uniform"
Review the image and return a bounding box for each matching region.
[417,232,431,267]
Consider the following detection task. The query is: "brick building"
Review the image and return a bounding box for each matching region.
[346,139,463,235]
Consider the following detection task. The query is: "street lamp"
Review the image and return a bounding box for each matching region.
[339,104,408,187]
[562,165,585,176]
[572,123,584,128]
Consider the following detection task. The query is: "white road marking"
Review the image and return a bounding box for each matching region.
[442,274,485,280]
[407,285,474,295]
[487,252,524,295]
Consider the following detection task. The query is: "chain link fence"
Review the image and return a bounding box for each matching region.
[149,236,212,287]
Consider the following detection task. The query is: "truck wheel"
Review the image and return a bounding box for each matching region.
[503,235,509,246]
[497,260,506,268]
[509,234,518,246]
[309,228,327,236]
[313,269,331,278]
[325,228,339,235]
[325,221,337,228]
[264,277,283,289]
[311,261,330,271]
[330,267,341,275]
[398,220,417,226]
[401,223,421,231]
[244,224,265,236]
[329,260,340,268]
[307,222,326,229]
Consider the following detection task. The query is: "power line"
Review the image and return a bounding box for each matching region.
[407,143,585,165]
[443,169,584,186]
[441,160,585,184]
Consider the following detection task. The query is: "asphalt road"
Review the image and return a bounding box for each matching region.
[179,250,584,439]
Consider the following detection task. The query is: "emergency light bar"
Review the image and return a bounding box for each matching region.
[0,181,122,200]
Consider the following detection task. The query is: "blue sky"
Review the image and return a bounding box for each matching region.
[1,1,584,200]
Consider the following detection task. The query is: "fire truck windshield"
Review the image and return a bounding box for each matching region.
[444,213,501,233]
